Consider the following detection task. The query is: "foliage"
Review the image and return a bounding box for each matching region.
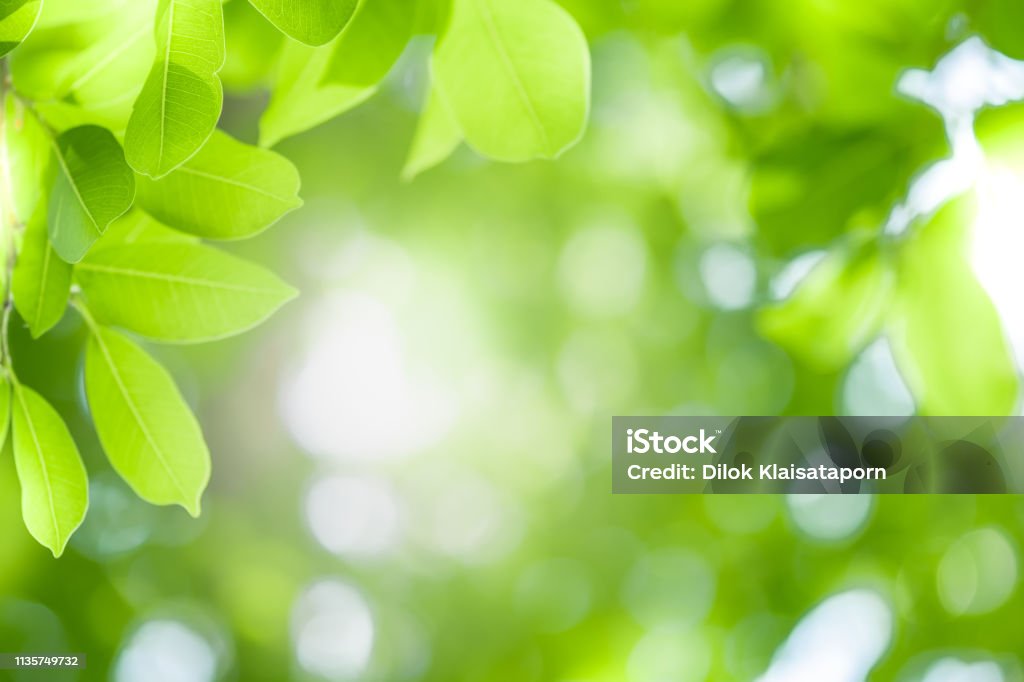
[0,0,591,555]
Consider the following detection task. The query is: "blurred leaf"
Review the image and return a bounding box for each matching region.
[3,94,49,223]
[970,0,1024,60]
[433,0,590,161]
[136,129,302,240]
[402,82,462,180]
[248,0,357,46]
[748,106,946,256]
[75,242,297,342]
[11,381,89,557]
[124,0,225,178]
[222,0,283,90]
[975,100,1024,163]
[321,0,413,88]
[758,239,892,371]
[52,0,156,132]
[8,0,156,133]
[259,0,412,147]
[0,375,8,452]
[0,0,42,56]
[85,324,210,515]
[48,125,136,263]
[889,194,1020,415]
[260,39,371,147]
[35,0,128,28]
[13,209,73,338]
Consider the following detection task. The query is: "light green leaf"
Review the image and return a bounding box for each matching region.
[136,129,302,239]
[889,194,1020,416]
[95,209,198,248]
[402,82,462,180]
[321,0,413,88]
[3,93,50,223]
[222,0,283,90]
[259,0,411,147]
[259,35,371,147]
[432,0,590,162]
[48,124,136,263]
[53,0,157,133]
[13,208,72,338]
[75,242,297,342]
[35,0,128,28]
[0,375,9,453]
[11,382,89,557]
[248,0,356,46]
[0,0,42,56]
[124,0,226,178]
[758,240,893,371]
[7,0,156,133]
[85,325,210,515]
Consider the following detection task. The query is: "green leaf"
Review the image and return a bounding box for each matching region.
[758,240,893,372]
[13,208,73,338]
[321,0,413,88]
[0,0,42,56]
[124,0,226,178]
[402,83,462,180]
[52,0,158,133]
[432,0,590,162]
[7,0,156,133]
[222,0,283,90]
[248,0,357,46]
[0,375,9,453]
[136,130,302,239]
[971,0,1024,60]
[85,325,210,515]
[35,0,129,28]
[11,382,89,557]
[95,209,198,248]
[48,125,136,263]
[260,40,369,147]
[259,0,412,146]
[889,194,1020,416]
[75,242,297,342]
[3,93,50,223]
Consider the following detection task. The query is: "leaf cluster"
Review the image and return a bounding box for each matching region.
[0,0,591,555]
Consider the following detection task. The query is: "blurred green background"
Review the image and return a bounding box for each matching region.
[4,0,1024,680]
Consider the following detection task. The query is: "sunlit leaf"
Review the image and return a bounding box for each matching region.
[222,0,283,90]
[48,125,136,263]
[889,194,1020,416]
[85,324,210,515]
[321,0,413,88]
[248,0,357,46]
[758,240,893,371]
[124,0,225,178]
[35,0,128,28]
[259,0,412,147]
[136,130,302,239]
[3,93,50,223]
[0,0,42,56]
[11,381,89,557]
[402,82,462,180]
[75,242,297,342]
[95,209,198,248]
[13,208,73,338]
[0,375,9,453]
[432,0,590,162]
